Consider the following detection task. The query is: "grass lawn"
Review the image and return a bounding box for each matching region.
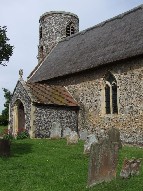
[0,139,143,191]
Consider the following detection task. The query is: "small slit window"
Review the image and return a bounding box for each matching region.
[40,46,43,59]
[40,27,42,39]
[104,72,118,114]
[66,23,75,37]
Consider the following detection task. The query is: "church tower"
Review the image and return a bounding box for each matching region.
[38,11,79,63]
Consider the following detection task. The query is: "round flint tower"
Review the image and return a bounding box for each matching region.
[38,11,79,63]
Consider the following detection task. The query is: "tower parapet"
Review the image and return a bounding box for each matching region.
[38,11,79,63]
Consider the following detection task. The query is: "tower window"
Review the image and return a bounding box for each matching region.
[104,72,118,114]
[66,23,75,37]
[40,46,44,59]
[40,27,42,39]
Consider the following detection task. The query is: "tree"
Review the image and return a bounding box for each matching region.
[0,26,13,66]
[0,88,12,126]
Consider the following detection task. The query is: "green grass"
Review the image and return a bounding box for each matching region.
[0,139,143,191]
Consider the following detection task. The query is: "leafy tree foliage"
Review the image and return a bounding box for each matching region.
[0,88,12,126]
[0,26,13,66]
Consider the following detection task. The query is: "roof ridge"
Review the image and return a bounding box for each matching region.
[60,4,143,43]
[29,4,143,83]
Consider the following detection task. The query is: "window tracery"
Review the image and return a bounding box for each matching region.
[104,72,118,114]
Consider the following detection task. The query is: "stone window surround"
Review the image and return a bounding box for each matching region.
[66,22,75,37]
[100,72,119,116]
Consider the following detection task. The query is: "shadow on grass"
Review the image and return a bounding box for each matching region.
[0,141,33,160]
[11,141,33,157]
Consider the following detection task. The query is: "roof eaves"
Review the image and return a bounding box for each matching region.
[27,41,59,80]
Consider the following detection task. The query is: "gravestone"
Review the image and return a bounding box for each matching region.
[120,158,131,178]
[67,131,78,145]
[120,158,142,178]
[84,134,98,154]
[0,139,11,157]
[63,127,72,138]
[107,127,122,149]
[50,122,61,139]
[87,138,119,187]
[131,159,142,176]
[79,129,88,141]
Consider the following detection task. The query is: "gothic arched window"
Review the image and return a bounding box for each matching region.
[105,72,118,114]
[66,23,75,37]
[105,83,111,114]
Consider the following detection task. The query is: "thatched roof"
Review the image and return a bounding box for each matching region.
[28,5,143,83]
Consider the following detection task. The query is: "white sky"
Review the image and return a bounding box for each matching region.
[0,0,143,112]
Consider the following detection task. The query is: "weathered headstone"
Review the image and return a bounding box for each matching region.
[67,131,78,145]
[84,134,98,154]
[120,158,142,178]
[50,122,61,139]
[63,127,72,138]
[130,159,142,176]
[107,127,122,149]
[120,158,131,178]
[0,139,11,157]
[79,129,88,141]
[87,138,119,187]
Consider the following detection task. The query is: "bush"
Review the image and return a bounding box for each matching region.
[2,129,14,141]
[3,133,14,141]
[16,128,29,140]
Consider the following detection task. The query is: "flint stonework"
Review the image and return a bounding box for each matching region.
[35,105,78,138]
[87,139,119,187]
[10,7,143,145]
[10,81,31,133]
[49,59,143,144]
[9,80,78,138]
[38,12,79,63]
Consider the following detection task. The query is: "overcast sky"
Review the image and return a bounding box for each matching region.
[0,0,143,113]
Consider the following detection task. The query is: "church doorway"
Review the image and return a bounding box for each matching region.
[17,101,25,130]
[13,100,25,133]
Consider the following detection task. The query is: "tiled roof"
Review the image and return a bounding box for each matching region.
[28,4,143,83]
[26,82,78,107]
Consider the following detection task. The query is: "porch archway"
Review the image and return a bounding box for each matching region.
[17,101,25,130]
[13,100,25,134]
